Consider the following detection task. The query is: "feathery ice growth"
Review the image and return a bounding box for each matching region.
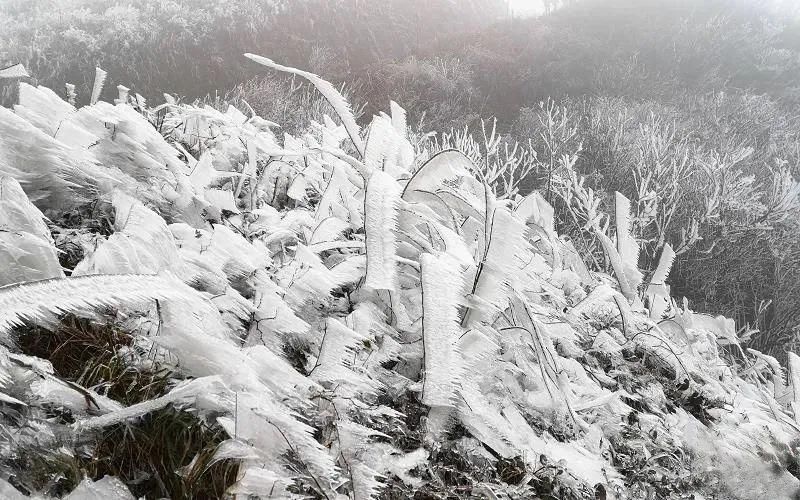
[0,58,799,500]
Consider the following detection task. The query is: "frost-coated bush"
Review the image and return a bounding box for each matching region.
[512,95,800,362]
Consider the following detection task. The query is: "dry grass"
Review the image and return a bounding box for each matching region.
[11,315,239,499]
[80,407,238,500]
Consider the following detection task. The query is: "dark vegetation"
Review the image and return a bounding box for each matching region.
[7,316,239,498]
[0,0,506,105]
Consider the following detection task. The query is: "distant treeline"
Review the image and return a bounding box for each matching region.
[0,0,507,104]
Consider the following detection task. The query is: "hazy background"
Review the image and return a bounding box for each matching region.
[2,0,800,360]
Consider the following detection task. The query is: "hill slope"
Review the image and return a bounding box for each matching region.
[0,61,799,499]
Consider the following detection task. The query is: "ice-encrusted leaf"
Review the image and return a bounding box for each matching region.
[614,192,643,291]
[0,176,64,285]
[90,67,107,105]
[596,229,637,303]
[0,274,210,335]
[514,189,555,234]
[244,53,365,157]
[64,476,134,500]
[364,114,398,172]
[364,170,401,290]
[788,352,800,421]
[390,101,407,136]
[464,204,530,325]
[312,319,367,381]
[74,191,185,275]
[421,252,466,408]
[0,63,29,79]
[650,243,676,285]
[74,377,227,432]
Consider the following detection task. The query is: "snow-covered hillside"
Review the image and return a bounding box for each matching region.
[0,59,799,499]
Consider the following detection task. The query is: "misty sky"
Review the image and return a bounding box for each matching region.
[508,0,546,16]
